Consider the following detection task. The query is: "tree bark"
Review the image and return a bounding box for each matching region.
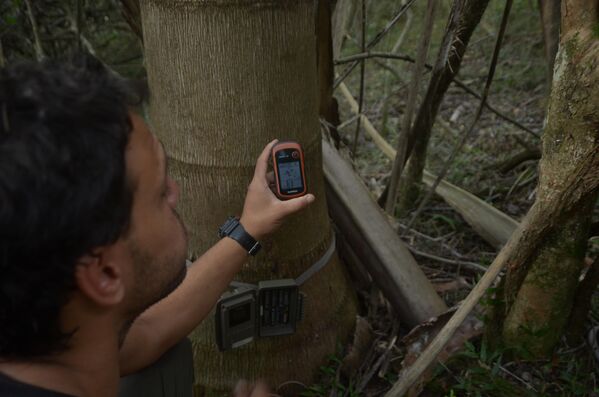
[395,0,490,214]
[490,0,599,356]
[140,0,357,391]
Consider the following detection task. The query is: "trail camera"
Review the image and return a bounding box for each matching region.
[215,279,305,351]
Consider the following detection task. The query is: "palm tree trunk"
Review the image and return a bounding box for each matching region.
[140,0,357,392]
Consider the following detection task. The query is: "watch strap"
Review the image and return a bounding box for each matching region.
[219,217,261,256]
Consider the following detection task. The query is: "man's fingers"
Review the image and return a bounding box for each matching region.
[280,194,315,215]
[266,171,275,185]
[254,139,278,180]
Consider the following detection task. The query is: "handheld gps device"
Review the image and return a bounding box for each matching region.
[271,141,307,200]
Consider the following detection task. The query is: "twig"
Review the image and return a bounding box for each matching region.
[0,38,5,67]
[380,0,413,134]
[498,365,538,392]
[333,0,418,88]
[383,3,515,395]
[335,52,541,139]
[356,325,399,393]
[352,0,367,158]
[337,114,360,130]
[406,0,514,231]
[24,0,45,61]
[392,0,413,54]
[75,0,82,52]
[407,246,488,273]
[385,0,438,214]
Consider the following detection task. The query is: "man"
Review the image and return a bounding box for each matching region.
[0,58,314,396]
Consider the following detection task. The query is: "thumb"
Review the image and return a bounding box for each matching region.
[280,193,315,216]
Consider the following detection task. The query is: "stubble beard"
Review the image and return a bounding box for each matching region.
[119,210,189,344]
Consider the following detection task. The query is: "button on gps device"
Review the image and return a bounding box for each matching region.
[271,141,307,200]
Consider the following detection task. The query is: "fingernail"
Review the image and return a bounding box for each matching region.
[306,194,315,203]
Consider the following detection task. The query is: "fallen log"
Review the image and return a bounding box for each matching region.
[323,139,447,327]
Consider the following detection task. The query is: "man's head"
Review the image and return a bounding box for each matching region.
[0,57,188,360]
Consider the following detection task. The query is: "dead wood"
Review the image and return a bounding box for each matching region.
[323,139,447,327]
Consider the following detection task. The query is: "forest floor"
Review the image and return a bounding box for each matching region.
[325,0,599,396]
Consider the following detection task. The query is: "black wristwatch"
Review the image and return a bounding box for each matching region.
[218,216,261,256]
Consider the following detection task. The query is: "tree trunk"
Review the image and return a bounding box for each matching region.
[488,0,599,356]
[317,0,341,146]
[395,0,490,214]
[140,0,357,392]
[331,0,356,59]
[538,0,560,85]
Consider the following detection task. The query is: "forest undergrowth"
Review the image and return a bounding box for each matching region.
[323,0,599,396]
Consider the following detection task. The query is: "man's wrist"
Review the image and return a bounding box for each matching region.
[238,217,263,241]
[219,217,261,256]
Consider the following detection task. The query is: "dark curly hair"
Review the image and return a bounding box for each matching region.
[0,57,139,359]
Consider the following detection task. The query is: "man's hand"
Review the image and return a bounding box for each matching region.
[234,380,271,397]
[240,139,315,240]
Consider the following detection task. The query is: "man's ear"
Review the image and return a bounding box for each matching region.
[75,248,126,307]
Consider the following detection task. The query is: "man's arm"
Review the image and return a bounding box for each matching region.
[119,140,314,375]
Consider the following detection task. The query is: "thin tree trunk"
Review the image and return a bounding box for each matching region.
[384,0,437,214]
[491,0,599,356]
[538,0,560,85]
[395,0,490,214]
[317,0,340,146]
[331,0,356,59]
[140,0,357,391]
[24,0,45,60]
[566,259,599,343]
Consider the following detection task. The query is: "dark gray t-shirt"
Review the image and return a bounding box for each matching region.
[0,372,74,397]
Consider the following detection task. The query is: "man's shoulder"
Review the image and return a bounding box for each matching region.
[0,372,75,397]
